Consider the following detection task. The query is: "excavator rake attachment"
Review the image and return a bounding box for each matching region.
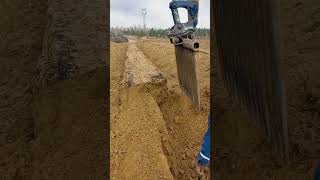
[175,45,200,110]
[168,0,201,111]
[212,0,289,163]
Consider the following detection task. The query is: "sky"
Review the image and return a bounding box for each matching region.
[110,0,210,29]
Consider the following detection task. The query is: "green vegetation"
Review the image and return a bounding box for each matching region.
[111,27,210,38]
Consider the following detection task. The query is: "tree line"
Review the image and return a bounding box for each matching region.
[111,27,210,38]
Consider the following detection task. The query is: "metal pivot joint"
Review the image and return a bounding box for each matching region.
[168,0,199,49]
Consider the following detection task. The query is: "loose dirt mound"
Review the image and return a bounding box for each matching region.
[111,39,210,179]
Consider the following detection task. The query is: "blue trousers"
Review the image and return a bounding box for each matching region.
[197,114,211,165]
[315,162,320,180]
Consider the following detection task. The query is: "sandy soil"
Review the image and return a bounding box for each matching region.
[212,0,320,179]
[0,0,107,178]
[110,38,210,179]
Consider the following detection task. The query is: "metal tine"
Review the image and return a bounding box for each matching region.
[242,21,254,125]
[181,47,186,92]
[261,0,279,154]
[247,0,259,131]
[231,3,242,106]
[223,53,232,95]
[213,0,289,163]
[175,46,200,110]
[189,49,195,104]
[178,49,181,86]
[176,47,183,92]
[195,51,200,109]
[238,5,248,109]
[215,0,230,94]
[217,1,233,98]
[235,49,245,107]
[229,52,237,103]
[257,0,272,142]
[254,0,269,136]
[250,0,264,134]
[175,47,180,85]
[231,9,243,106]
[234,50,243,107]
[194,50,201,109]
[246,0,259,123]
[175,47,179,84]
[188,49,195,103]
[269,44,282,159]
[248,49,261,127]
[194,51,200,109]
[245,0,261,127]
[225,4,234,95]
[184,48,189,97]
[228,13,239,104]
[192,51,197,109]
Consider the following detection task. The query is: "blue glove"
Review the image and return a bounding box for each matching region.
[197,114,211,165]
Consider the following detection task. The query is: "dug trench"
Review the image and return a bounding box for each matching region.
[110,40,210,179]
